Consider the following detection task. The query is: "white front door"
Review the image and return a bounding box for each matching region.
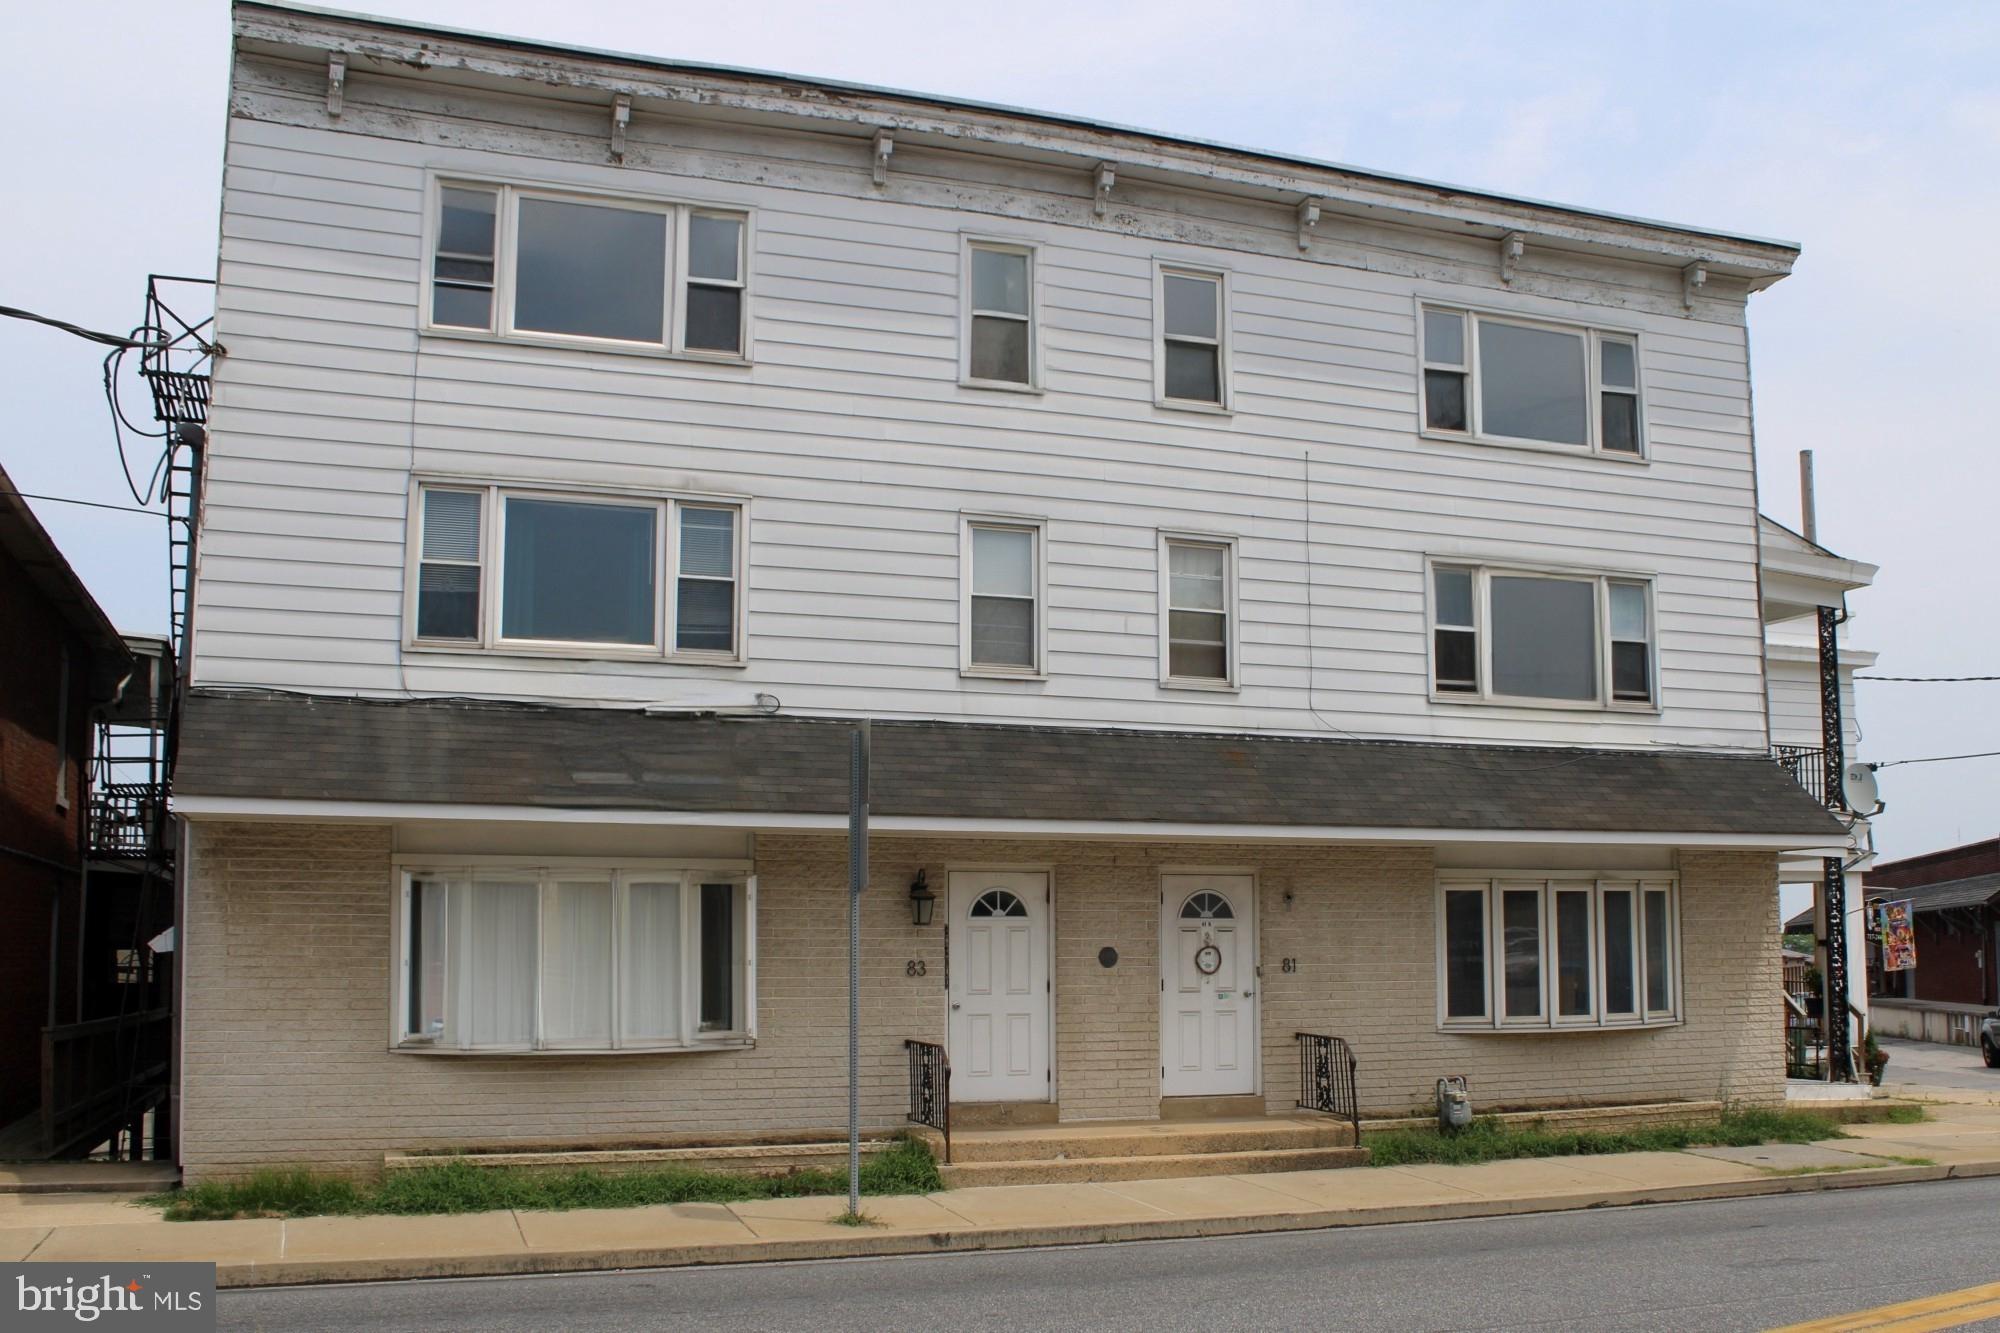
[948,871,1051,1103]
[1160,874,1258,1097]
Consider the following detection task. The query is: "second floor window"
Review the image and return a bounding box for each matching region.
[1429,564,1655,708]
[429,181,748,357]
[1161,536,1234,686]
[963,519,1043,675]
[412,483,743,659]
[1422,306,1642,456]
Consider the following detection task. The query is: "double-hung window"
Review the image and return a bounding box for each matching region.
[1157,267,1228,407]
[1438,877,1678,1030]
[962,518,1043,675]
[398,863,754,1052]
[427,180,750,357]
[1160,535,1236,687]
[1428,564,1656,708]
[964,241,1036,387]
[410,482,744,660]
[1420,305,1643,456]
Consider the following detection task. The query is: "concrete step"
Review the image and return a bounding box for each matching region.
[0,1163,178,1195]
[383,1138,897,1178]
[939,1144,1369,1187]
[945,1118,1355,1163]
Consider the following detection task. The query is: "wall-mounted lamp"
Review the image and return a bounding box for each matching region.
[908,869,936,927]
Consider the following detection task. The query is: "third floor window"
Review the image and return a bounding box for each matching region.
[1422,306,1642,458]
[429,182,749,357]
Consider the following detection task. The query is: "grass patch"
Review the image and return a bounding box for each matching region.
[152,1136,943,1222]
[1882,1104,1927,1125]
[1362,1109,1846,1168]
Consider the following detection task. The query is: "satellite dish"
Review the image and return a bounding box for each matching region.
[1842,762,1881,814]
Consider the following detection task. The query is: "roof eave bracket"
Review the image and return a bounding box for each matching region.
[872,129,894,187]
[1296,197,1322,251]
[610,94,632,163]
[326,53,346,119]
[1093,162,1116,218]
[1682,259,1710,309]
[1499,231,1526,284]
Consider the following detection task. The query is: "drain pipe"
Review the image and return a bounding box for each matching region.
[846,722,870,1218]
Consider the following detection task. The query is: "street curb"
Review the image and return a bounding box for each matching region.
[211,1159,2000,1289]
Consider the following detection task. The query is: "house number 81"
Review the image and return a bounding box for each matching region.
[1280,958,1298,973]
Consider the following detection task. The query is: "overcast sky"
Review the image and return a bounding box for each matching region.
[3,2,1995,867]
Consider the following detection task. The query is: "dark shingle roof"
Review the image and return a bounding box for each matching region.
[174,690,1845,839]
[1869,874,2000,915]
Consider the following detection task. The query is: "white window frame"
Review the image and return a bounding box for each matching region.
[405,479,748,664]
[959,514,1049,679]
[959,236,1042,392]
[1157,531,1240,690]
[1153,262,1232,412]
[392,857,757,1055]
[1417,302,1646,460]
[1423,559,1658,712]
[675,209,752,359]
[1436,875,1681,1032]
[421,176,753,363]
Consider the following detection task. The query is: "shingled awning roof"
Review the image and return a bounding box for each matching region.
[173,690,1845,842]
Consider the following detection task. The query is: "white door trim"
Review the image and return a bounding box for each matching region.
[1159,872,1260,1097]
[946,869,1053,1103]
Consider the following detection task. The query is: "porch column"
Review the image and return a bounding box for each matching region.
[1818,603,1854,1082]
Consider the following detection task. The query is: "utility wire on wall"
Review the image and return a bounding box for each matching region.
[1871,750,2000,770]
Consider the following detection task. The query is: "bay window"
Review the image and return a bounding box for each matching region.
[427,179,749,357]
[398,864,754,1053]
[1428,563,1657,708]
[1420,305,1643,457]
[1439,877,1678,1030]
[410,482,744,661]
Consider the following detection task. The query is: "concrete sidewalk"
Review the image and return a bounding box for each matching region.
[8,1099,2000,1289]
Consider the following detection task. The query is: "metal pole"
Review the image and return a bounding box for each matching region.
[1799,449,1817,544]
[846,722,870,1216]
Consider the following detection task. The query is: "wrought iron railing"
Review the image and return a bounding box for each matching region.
[1772,745,1827,806]
[1294,1032,1360,1140]
[904,1039,950,1163]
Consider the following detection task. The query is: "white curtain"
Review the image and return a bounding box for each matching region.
[455,876,537,1048]
[542,879,613,1045]
[622,879,682,1042]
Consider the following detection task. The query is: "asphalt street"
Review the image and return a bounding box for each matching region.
[220,1175,2000,1332]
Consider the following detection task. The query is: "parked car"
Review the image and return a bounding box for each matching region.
[1983,1014,2000,1069]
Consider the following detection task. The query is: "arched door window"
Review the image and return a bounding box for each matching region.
[1179,891,1234,920]
[970,889,1028,918]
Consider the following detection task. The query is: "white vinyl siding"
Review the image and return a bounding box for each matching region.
[195,69,1773,753]
[397,862,754,1053]
[1438,877,1680,1031]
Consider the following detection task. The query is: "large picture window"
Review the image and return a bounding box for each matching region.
[1420,306,1643,457]
[410,482,743,659]
[428,180,749,357]
[1428,563,1656,708]
[399,864,754,1053]
[1438,878,1678,1030]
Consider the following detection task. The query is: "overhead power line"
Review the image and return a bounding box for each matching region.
[0,303,161,350]
[1860,673,2000,682]
[12,490,162,517]
[1872,749,2000,770]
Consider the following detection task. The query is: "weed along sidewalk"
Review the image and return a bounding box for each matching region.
[10,1104,2000,1288]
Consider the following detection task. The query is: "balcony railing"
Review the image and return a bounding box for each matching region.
[1772,745,1827,806]
[89,782,166,860]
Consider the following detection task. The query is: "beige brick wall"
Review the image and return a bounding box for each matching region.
[179,825,1781,1179]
